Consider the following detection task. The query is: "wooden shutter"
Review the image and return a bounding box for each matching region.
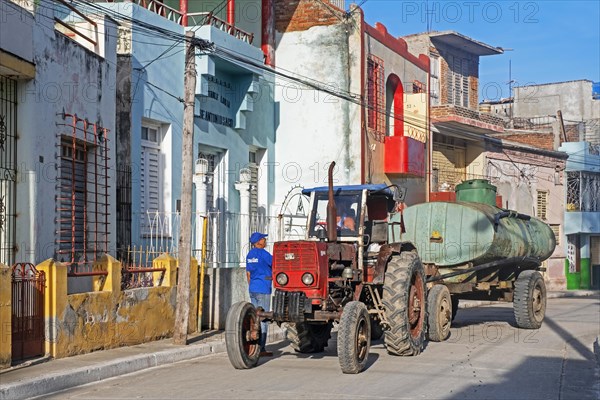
[59,140,86,261]
[536,191,548,220]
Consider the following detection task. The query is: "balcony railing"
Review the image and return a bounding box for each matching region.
[123,2,254,44]
[187,12,254,44]
[129,0,184,25]
[432,104,505,130]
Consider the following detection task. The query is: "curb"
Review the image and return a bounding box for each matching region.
[0,343,217,400]
[0,330,284,400]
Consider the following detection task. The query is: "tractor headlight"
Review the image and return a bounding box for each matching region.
[301,272,314,286]
[276,273,289,286]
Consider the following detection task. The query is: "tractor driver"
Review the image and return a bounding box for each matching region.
[336,202,356,232]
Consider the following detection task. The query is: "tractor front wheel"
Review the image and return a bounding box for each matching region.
[225,301,261,369]
[337,301,371,374]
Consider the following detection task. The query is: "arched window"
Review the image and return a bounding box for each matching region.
[386,74,404,137]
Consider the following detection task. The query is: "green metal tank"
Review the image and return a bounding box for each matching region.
[455,179,497,206]
[392,202,556,267]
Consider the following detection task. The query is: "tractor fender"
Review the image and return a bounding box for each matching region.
[373,242,417,284]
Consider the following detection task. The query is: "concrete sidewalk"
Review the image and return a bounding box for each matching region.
[0,291,597,400]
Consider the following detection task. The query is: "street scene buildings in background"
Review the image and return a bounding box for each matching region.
[0,0,598,368]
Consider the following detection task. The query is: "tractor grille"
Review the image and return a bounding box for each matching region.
[273,242,318,271]
[273,290,309,322]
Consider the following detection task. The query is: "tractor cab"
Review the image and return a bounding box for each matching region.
[303,184,404,245]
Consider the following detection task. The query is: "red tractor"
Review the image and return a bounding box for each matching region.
[226,163,427,374]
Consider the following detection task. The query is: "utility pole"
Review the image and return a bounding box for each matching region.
[174,30,197,345]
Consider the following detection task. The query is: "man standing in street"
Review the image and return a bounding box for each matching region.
[246,232,273,356]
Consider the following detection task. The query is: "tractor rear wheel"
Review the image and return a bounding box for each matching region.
[225,301,261,369]
[287,322,332,353]
[427,284,452,342]
[337,301,371,374]
[513,270,546,329]
[382,251,426,356]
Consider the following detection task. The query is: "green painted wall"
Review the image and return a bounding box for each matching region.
[565,259,581,290]
[580,258,591,290]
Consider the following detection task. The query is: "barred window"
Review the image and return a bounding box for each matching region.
[567,171,600,212]
[367,55,385,139]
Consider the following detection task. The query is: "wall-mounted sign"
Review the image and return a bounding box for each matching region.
[196,75,234,128]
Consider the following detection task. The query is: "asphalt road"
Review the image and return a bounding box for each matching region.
[41,297,600,400]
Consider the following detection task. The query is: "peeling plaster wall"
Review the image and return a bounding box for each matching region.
[15,1,117,264]
[486,151,566,288]
[54,287,177,356]
[273,20,362,206]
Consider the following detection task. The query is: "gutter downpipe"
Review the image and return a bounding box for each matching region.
[359,9,366,184]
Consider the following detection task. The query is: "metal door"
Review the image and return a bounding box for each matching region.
[11,263,45,361]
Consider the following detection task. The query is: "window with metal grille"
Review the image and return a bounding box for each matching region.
[0,76,17,266]
[57,116,110,272]
[567,171,600,212]
[536,190,548,220]
[367,55,385,139]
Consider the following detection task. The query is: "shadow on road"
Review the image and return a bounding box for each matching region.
[259,331,381,372]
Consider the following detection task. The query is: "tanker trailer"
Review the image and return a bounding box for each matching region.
[391,179,555,341]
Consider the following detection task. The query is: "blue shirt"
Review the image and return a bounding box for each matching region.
[246,247,273,294]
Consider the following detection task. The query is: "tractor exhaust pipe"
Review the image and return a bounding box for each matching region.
[326,162,337,242]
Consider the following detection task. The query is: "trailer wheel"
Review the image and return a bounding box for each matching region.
[287,322,332,353]
[427,285,452,342]
[225,301,261,369]
[451,296,459,321]
[382,251,426,356]
[513,270,546,329]
[338,301,371,374]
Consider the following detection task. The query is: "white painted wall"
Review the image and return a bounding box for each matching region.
[0,0,34,64]
[486,151,566,286]
[273,21,362,209]
[15,1,117,264]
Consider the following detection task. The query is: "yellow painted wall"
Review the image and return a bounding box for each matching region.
[39,255,199,358]
[0,264,11,369]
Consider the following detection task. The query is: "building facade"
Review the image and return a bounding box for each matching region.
[272,1,430,215]
[404,31,568,288]
[560,141,600,289]
[1,0,118,278]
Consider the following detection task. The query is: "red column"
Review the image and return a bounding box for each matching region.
[227,0,235,25]
[180,0,187,26]
[261,0,274,66]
